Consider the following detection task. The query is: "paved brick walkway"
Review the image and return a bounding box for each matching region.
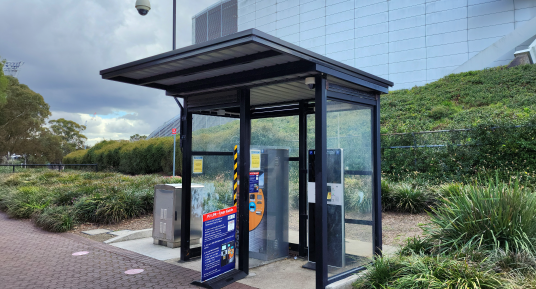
[0,212,254,289]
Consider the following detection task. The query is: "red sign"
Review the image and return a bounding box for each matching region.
[171,128,177,135]
[203,206,237,222]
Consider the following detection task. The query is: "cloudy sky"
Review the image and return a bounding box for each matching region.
[0,0,219,145]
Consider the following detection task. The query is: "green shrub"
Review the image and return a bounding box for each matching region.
[3,186,50,218]
[354,255,504,289]
[63,137,183,176]
[425,178,536,253]
[437,182,464,199]
[399,236,435,256]
[381,179,394,211]
[33,206,76,232]
[389,183,433,214]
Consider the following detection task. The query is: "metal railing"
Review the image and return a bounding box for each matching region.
[0,164,98,173]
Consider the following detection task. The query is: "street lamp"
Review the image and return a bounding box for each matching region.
[135,0,177,50]
[135,0,179,176]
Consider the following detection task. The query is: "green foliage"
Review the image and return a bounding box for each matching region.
[381,182,435,213]
[1,186,51,218]
[0,58,7,106]
[399,236,435,256]
[425,178,536,254]
[0,171,180,231]
[63,137,183,176]
[33,206,75,232]
[382,65,536,184]
[0,76,52,159]
[130,134,147,142]
[354,255,503,289]
[382,65,536,133]
[49,118,87,156]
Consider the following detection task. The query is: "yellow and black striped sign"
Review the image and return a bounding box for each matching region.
[233,145,238,206]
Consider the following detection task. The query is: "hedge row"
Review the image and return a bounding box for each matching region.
[382,116,536,184]
[63,137,182,175]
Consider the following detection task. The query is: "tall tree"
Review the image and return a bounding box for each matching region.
[0,58,8,106]
[130,134,147,142]
[0,76,51,157]
[49,118,87,156]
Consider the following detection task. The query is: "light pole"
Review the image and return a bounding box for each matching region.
[135,0,177,50]
[135,0,179,177]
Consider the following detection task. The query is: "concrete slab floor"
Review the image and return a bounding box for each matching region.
[110,235,394,289]
[111,237,181,261]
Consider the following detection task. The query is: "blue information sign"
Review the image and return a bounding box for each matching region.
[201,206,237,282]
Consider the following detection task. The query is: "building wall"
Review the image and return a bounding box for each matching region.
[194,0,536,90]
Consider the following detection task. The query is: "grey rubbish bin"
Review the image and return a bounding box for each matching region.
[153,183,204,248]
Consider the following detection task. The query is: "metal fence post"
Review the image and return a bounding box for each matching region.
[13,165,15,173]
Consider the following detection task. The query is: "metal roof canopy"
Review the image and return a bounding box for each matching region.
[100,29,392,109]
[100,29,389,289]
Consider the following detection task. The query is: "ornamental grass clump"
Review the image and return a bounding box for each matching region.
[354,255,503,289]
[385,183,434,214]
[425,178,536,254]
[33,206,76,232]
[0,170,181,232]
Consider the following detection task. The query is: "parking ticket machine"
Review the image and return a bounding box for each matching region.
[307,149,345,268]
[248,149,289,261]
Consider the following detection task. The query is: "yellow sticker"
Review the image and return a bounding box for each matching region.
[250,150,261,170]
[327,192,332,200]
[193,156,203,174]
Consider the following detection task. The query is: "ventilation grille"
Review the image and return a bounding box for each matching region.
[193,0,237,44]
[194,14,208,44]
[208,6,222,41]
[222,0,237,37]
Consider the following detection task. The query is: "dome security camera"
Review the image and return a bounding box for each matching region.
[135,0,151,16]
[305,77,315,89]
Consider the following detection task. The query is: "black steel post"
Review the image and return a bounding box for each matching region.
[173,0,176,50]
[238,88,251,273]
[180,103,193,261]
[13,165,15,173]
[96,164,98,172]
[314,75,328,289]
[298,100,308,257]
[372,95,383,257]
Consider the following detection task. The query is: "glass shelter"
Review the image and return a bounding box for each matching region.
[100,29,393,289]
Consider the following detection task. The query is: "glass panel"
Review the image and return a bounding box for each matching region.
[192,114,239,152]
[191,155,235,214]
[190,114,237,213]
[250,116,299,157]
[248,116,297,268]
[289,161,300,246]
[325,100,374,277]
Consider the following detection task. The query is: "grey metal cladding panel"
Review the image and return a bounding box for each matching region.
[195,13,208,44]
[208,5,222,41]
[222,0,238,37]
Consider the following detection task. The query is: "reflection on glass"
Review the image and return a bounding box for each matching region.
[325,100,374,278]
[192,115,239,152]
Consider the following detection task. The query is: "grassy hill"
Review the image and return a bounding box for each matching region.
[381,64,536,133]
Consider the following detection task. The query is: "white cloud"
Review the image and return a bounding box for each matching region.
[1,0,219,146]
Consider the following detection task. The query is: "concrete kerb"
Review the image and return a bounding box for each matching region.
[104,228,152,244]
[326,274,361,289]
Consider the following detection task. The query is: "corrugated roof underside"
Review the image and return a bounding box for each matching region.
[250,80,314,106]
[121,42,276,79]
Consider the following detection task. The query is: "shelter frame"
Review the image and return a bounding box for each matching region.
[100,29,392,289]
